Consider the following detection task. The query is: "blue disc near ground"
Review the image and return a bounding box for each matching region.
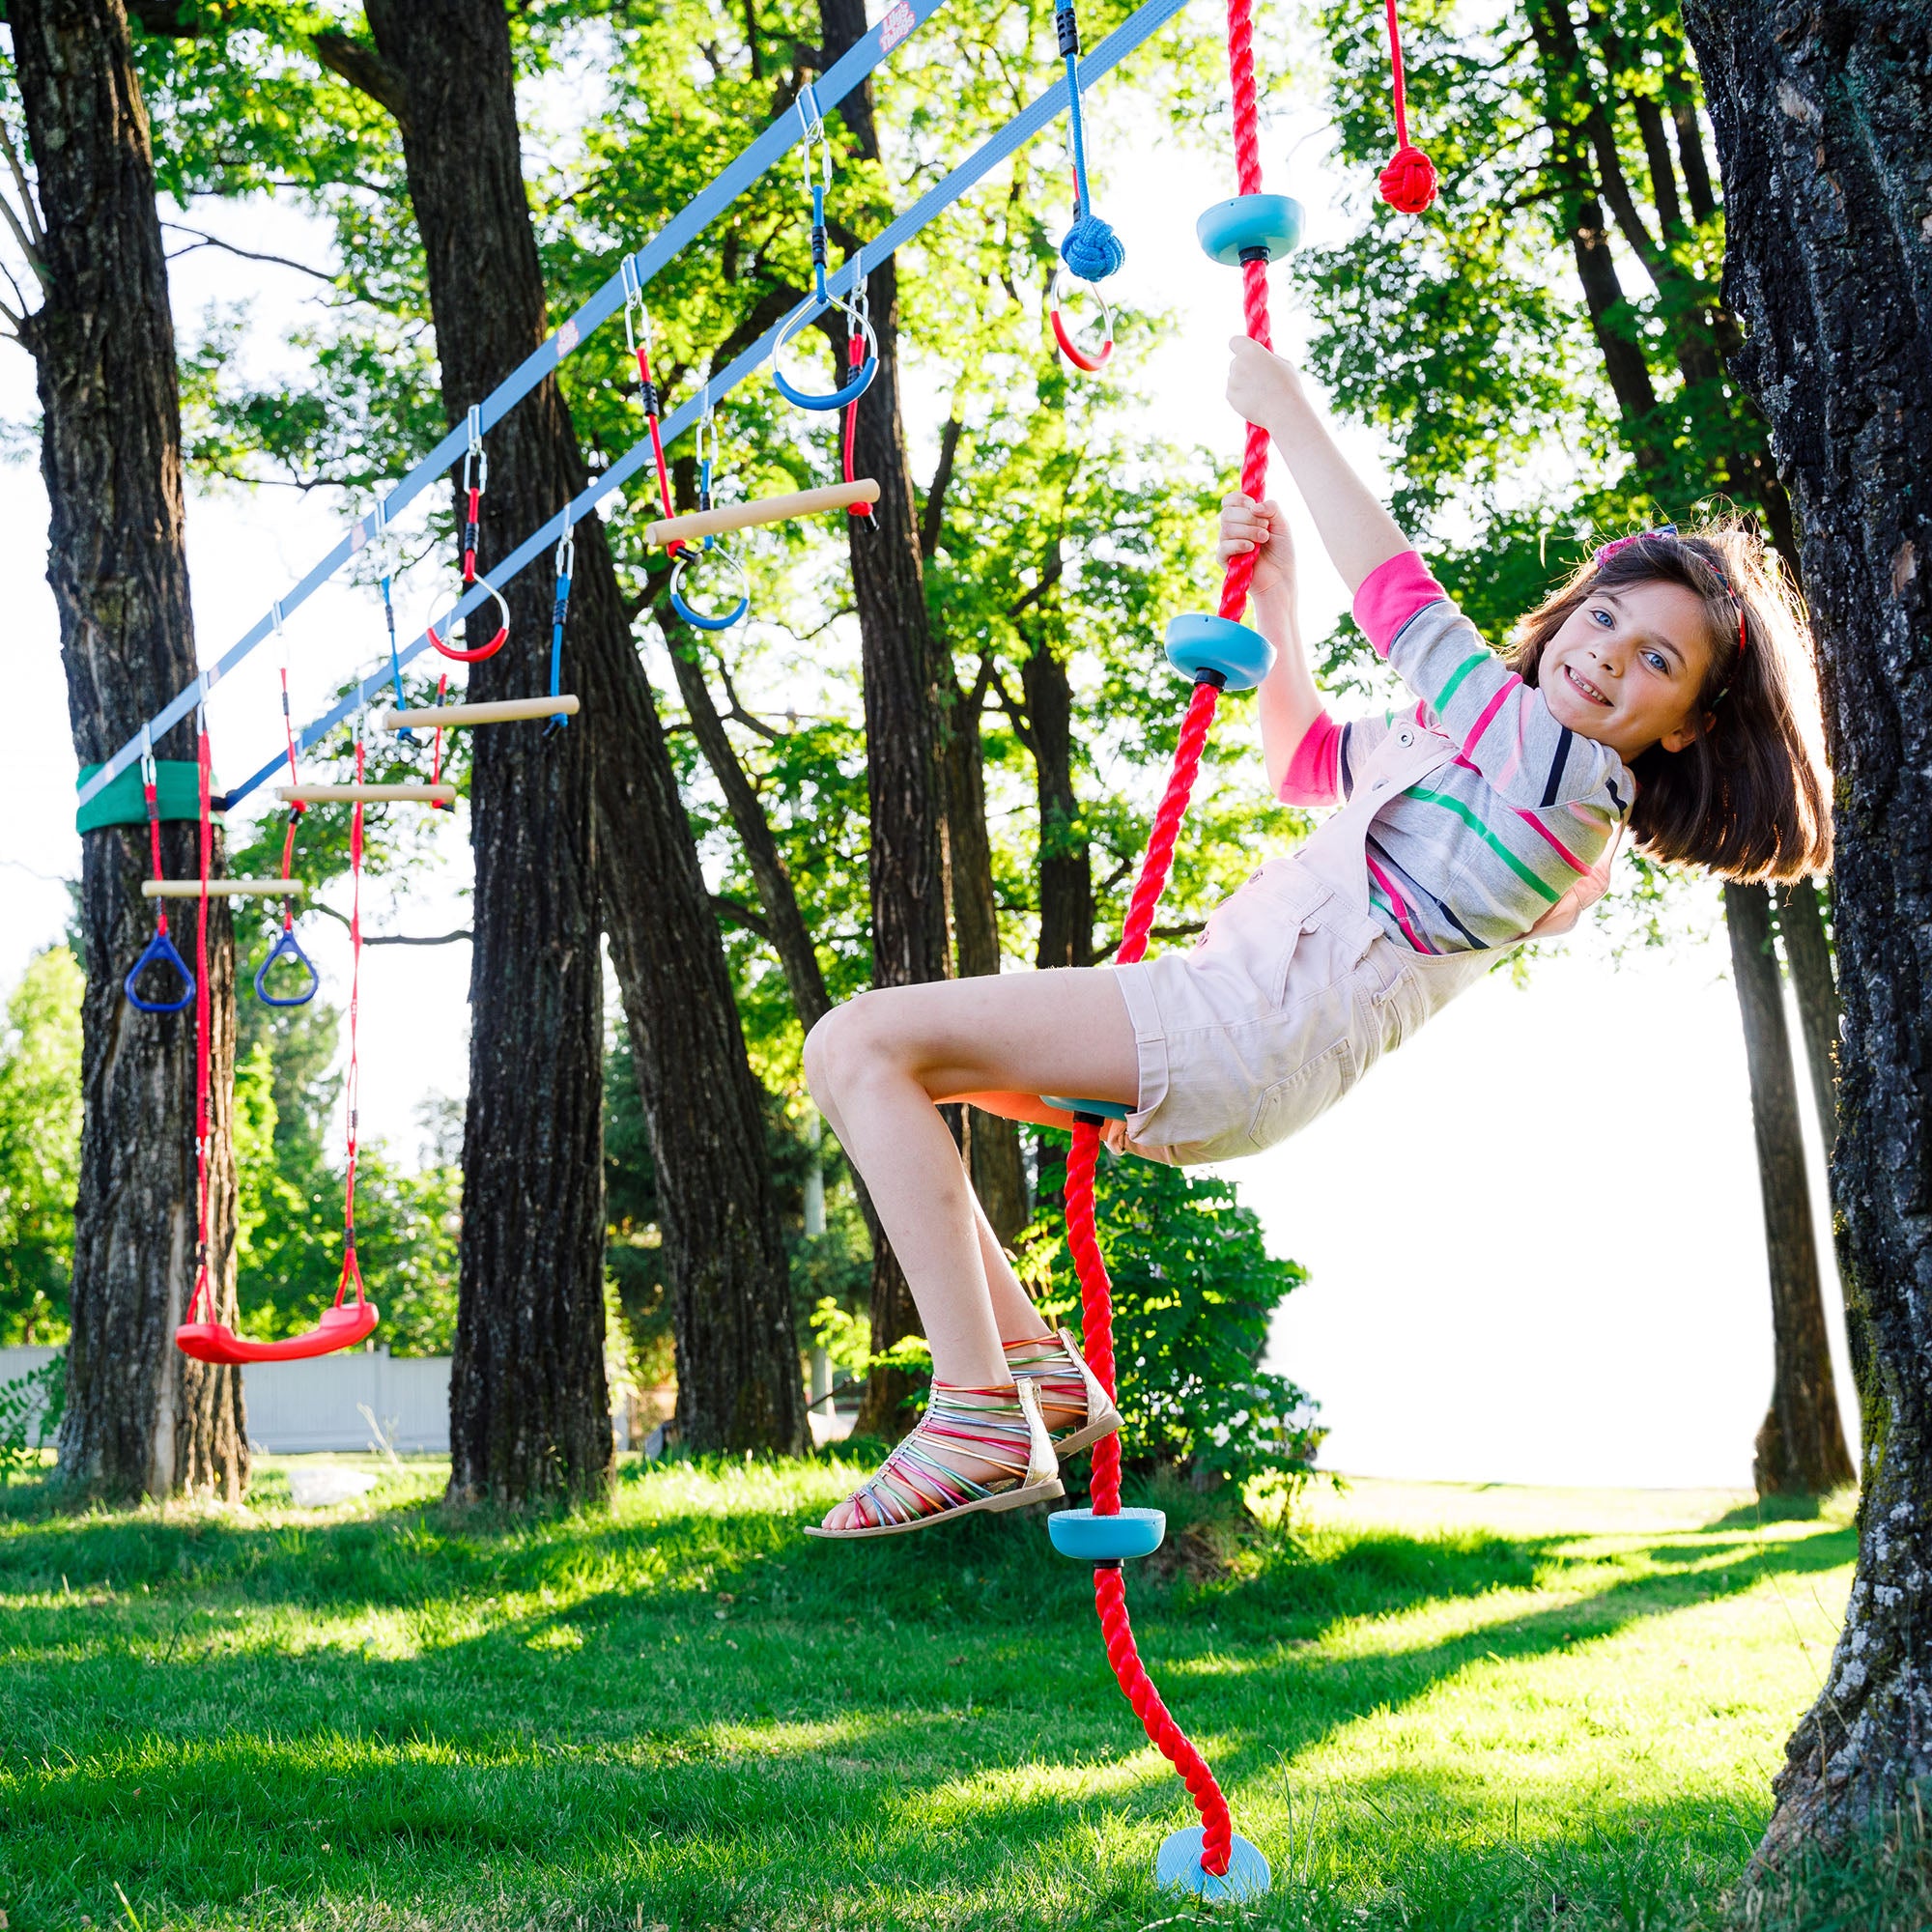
[1154,1825,1272,1902]
[1046,1506,1165,1561]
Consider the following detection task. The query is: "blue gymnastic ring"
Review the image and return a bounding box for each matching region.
[125,928,195,1013]
[254,925,320,1008]
[1194,192,1305,267]
[771,296,879,412]
[668,549,750,633]
[1164,613,1274,692]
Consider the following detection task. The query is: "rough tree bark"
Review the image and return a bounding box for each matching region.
[351,1,802,1473]
[820,0,953,1438]
[1725,882,1856,1496]
[14,0,246,1500]
[1683,0,1932,1861]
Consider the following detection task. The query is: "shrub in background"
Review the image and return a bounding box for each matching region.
[1018,1137,1322,1492]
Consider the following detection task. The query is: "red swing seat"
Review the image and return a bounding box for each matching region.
[177,1297,379,1364]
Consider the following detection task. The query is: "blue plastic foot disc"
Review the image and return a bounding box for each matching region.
[1195,193,1304,267]
[1047,1506,1165,1561]
[1038,1094,1131,1121]
[1165,613,1274,692]
[1154,1826,1272,1903]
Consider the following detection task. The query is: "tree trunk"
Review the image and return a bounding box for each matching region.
[1022,632,1094,974]
[670,642,830,1033]
[819,0,952,1440]
[1777,877,1873,1410]
[1776,878,1841,1162]
[361,0,802,1473]
[14,0,246,1500]
[363,0,606,1504]
[1684,0,1932,1858]
[1725,882,1856,1497]
[941,668,1028,1244]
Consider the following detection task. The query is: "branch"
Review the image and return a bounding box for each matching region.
[161,222,337,284]
[1091,921,1204,964]
[309,902,469,945]
[311,30,412,136]
[715,655,783,742]
[921,412,964,560]
[1006,553,1064,624]
[0,119,46,289]
[711,893,773,941]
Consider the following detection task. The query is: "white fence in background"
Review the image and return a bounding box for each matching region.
[0,1344,451,1455]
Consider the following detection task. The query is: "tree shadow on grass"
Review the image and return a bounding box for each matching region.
[0,1470,1859,1931]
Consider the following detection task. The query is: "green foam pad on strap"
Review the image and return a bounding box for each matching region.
[75,760,210,833]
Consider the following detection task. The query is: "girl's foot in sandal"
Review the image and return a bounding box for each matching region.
[1003,1326,1121,1458]
[806,1377,1062,1539]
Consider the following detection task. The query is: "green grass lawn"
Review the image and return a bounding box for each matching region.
[0,1454,1875,1930]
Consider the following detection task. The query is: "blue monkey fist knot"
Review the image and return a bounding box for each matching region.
[1061,211,1124,283]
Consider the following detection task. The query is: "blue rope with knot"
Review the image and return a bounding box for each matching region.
[1057,2,1124,282]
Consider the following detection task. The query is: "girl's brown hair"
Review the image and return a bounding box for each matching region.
[1508,520,1832,880]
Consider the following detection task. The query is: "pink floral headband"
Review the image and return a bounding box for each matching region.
[1592,524,1748,695]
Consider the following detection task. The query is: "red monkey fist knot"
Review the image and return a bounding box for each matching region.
[1378,143,1437,213]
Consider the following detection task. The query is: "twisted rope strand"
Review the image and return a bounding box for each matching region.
[1061,0,1273,1881]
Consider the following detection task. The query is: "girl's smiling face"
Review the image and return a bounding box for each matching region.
[1540,578,1719,760]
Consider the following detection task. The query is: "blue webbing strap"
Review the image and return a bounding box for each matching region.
[218,0,1193,811]
[76,0,948,815]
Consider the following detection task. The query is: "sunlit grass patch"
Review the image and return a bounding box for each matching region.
[0,1462,1865,1930]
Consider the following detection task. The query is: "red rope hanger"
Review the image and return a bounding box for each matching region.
[1378,0,1436,213]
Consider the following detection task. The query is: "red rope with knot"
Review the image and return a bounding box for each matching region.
[1378,0,1436,213]
[1057,0,1276,1881]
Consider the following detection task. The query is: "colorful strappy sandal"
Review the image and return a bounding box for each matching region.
[1003,1325,1122,1458]
[805,1376,1063,1540]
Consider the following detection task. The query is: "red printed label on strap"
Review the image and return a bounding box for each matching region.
[879,0,915,52]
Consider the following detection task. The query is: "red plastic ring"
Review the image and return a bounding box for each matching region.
[1049,269,1114,373]
[425,579,512,663]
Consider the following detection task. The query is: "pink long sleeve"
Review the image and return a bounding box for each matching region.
[1278,711,1344,806]
[1353,552,1448,657]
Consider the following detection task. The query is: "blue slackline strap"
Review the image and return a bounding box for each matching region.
[217,0,1192,812]
[75,0,949,816]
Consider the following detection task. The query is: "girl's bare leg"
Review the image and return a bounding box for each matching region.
[804,968,1138,1527]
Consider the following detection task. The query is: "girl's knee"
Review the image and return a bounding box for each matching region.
[804,993,887,1106]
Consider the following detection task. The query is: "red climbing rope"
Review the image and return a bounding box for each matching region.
[1058,0,1283,1881]
[1378,0,1436,213]
[186,708,216,1325]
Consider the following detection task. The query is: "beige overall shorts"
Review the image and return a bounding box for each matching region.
[1111,717,1608,1166]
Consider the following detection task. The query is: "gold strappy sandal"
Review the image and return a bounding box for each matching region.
[1003,1325,1122,1458]
[805,1377,1063,1540]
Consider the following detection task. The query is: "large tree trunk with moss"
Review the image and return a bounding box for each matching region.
[15,0,246,1500]
[820,0,952,1439]
[358,0,801,1480]
[1725,882,1855,1497]
[1684,0,1932,1861]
